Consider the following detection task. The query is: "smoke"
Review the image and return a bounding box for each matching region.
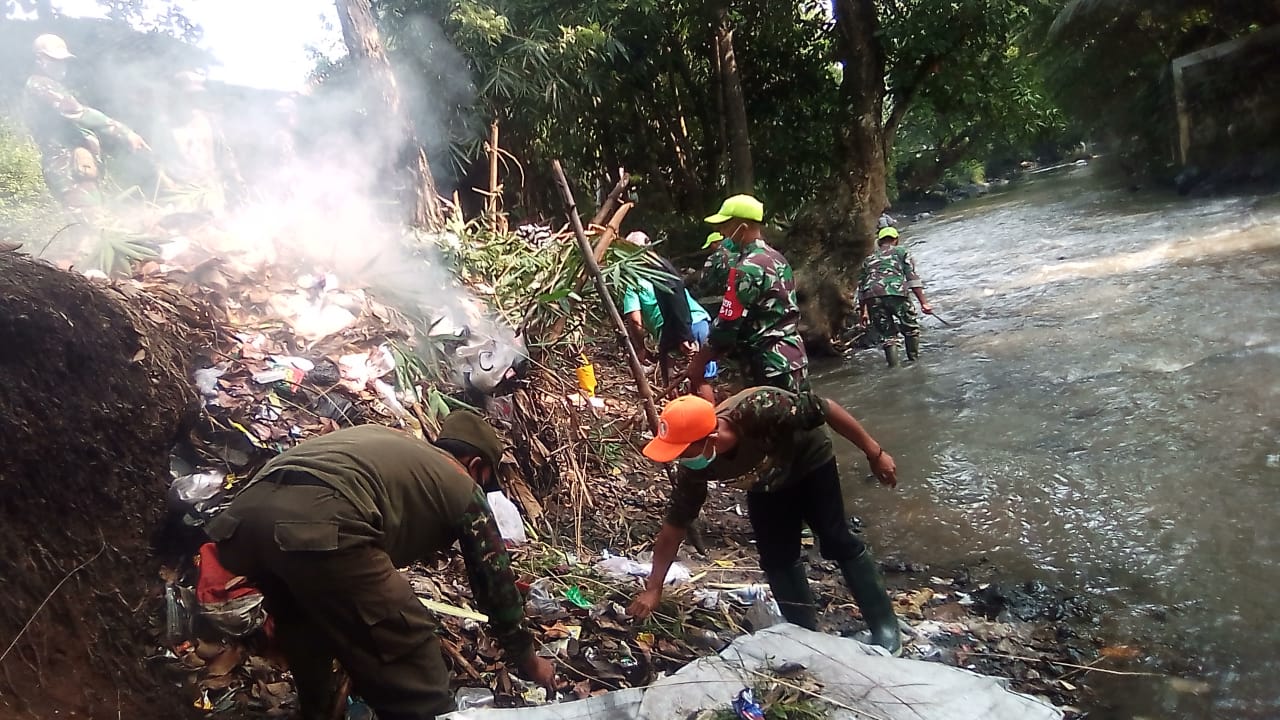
[0,9,521,389]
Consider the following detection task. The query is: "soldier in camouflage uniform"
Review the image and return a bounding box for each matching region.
[628,390,904,654]
[689,231,733,302]
[23,34,149,209]
[685,195,810,393]
[857,226,934,366]
[207,415,555,720]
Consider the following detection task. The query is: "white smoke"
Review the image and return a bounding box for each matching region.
[1,8,520,388]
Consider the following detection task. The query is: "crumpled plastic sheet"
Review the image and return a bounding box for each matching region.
[441,624,1063,720]
[592,555,692,586]
[201,593,267,638]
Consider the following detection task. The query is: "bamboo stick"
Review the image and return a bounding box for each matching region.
[589,167,629,227]
[487,120,500,230]
[551,160,660,433]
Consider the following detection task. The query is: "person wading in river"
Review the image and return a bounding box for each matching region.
[627,389,904,654]
[205,415,555,720]
[857,226,934,366]
[684,195,810,394]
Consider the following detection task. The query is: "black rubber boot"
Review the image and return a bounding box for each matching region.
[839,549,902,655]
[883,344,901,368]
[905,335,920,361]
[764,562,818,630]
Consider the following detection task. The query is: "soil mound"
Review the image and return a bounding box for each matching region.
[0,252,200,718]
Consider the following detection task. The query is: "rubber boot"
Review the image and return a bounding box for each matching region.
[839,549,902,655]
[905,335,920,361]
[763,561,818,630]
[883,343,901,368]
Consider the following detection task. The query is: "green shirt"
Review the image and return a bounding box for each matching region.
[621,278,711,340]
[665,387,833,528]
[250,425,532,658]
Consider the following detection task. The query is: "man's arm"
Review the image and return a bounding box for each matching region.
[900,249,931,314]
[624,309,650,362]
[454,487,555,686]
[27,77,147,151]
[628,471,707,618]
[823,399,898,487]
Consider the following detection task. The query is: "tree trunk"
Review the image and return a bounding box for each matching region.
[714,4,754,193]
[334,0,445,231]
[0,252,200,718]
[785,0,887,347]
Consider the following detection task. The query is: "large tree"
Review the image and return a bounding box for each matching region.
[336,0,446,229]
[784,0,886,345]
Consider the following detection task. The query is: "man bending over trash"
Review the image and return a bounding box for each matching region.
[206,413,555,719]
[628,389,903,654]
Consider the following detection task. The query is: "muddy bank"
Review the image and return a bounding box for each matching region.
[0,252,202,718]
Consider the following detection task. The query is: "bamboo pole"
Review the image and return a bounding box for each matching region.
[589,168,629,227]
[551,160,660,433]
[487,120,500,230]
[547,200,634,341]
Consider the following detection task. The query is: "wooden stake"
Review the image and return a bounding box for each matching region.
[551,160,660,433]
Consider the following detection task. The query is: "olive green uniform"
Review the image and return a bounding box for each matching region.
[207,425,532,720]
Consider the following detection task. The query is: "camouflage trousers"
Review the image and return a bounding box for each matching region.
[42,147,105,209]
[866,296,920,348]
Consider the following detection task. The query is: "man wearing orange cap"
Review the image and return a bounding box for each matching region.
[628,388,904,654]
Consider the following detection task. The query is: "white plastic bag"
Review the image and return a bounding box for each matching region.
[486,491,528,545]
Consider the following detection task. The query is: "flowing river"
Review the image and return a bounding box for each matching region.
[815,166,1280,719]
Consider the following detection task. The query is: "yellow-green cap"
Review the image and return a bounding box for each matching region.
[877,226,900,241]
[701,231,723,249]
[704,194,764,224]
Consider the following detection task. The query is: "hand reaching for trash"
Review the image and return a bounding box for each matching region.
[628,587,662,620]
[519,654,557,692]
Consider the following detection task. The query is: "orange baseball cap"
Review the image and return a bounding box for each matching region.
[643,395,718,463]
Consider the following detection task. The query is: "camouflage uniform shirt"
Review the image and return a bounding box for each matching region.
[709,238,808,382]
[246,425,533,659]
[691,241,735,300]
[857,245,923,302]
[24,74,139,206]
[665,387,833,528]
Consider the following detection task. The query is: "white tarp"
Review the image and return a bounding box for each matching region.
[443,624,1062,720]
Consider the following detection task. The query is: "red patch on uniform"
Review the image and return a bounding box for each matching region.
[719,267,744,320]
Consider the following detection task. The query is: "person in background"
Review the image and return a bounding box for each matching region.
[619,231,717,402]
[684,195,809,394]
[627,390,903,655]
[689,231,733,302]
[154,70,245,215]
[23,33,149,210]
[857,226,933,366]
[206,414,555,720]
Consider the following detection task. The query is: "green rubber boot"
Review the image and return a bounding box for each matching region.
[883,344,901,368]
[839,549,902,655]
[905,335,920,361]
[764,561,818,630]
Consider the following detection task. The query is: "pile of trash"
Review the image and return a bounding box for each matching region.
[441,625,1065,720]
[111,217,1101,718]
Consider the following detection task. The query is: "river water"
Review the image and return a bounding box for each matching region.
[815,167,1280,719]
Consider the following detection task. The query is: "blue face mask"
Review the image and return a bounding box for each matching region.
[679,446,716,470]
